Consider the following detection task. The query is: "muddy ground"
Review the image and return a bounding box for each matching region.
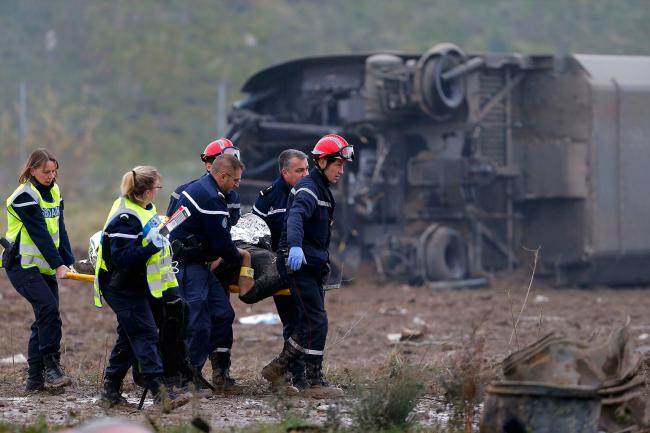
[1,264,649,429]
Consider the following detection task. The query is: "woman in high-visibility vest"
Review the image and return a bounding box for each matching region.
[3,149,74,392]
[93,166,187,409]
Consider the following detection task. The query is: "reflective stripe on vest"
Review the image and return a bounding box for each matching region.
[93,197,178,307]
[290,187,332,208]
[4,182,61,275]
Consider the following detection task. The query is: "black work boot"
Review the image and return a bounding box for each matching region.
[261,342,302,384]
[290,360,308,391]
[209,351,242,392]
[261,342,302,395]
[301,361,343,399]
[25,362,45,392]
[99,377,128,407]
[150,377,190,413]
[43,353,72,388]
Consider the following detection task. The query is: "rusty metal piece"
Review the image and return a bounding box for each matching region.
[480,381,601,433]
[500,325,649,432]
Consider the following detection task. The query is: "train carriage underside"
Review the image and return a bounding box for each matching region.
[228,44,650,287]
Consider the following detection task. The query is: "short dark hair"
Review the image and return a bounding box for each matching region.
[278,149,308,173]
[211,153,245,176]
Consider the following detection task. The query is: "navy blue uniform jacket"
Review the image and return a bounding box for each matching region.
[169,174,240,263]
[278,168,334,267]
[167,174,241,228]
[252,176,290,251]
[99,208,161,294]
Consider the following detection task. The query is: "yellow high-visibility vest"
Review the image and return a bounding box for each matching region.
[93,197,177,307]
[4,182,61,275]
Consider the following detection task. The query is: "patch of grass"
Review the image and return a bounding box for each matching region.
[0,414,460,433]
[351,351,424,433]
[0,417,50,433]
[237,416,314,433]
[430,319,495,432]
[265,386,300,423]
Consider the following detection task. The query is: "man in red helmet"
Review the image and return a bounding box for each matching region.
[166,138,241,228]
[261,134,353,398]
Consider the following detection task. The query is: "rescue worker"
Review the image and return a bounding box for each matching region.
[169,154,250,390]
[262,134,353,398]
[2,149,74,392]
[252,149,309,389]
[166,138,241,228]
[93,166,188,409]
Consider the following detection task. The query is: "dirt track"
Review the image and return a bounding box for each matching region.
[1,266,648,428]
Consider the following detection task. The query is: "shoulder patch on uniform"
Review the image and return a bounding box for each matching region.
[260,184,275,196]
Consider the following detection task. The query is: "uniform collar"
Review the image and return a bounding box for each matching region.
[207,173,227,199]
[32,179,55,200]
[275,176,291,193]
[32,179,55,193]
[310,167,330,188]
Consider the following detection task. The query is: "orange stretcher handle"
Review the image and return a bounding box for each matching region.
[229,284,290,296]
[65,272,96,283]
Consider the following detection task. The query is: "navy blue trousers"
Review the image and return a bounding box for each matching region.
[6,266,61,373]
[273,294,305,376]
[287,267,328,362]
[177,262,234,370]
[102,288,164,385]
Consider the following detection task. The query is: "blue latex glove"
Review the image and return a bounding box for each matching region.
[288,246,307,271]
[146,227,169,249]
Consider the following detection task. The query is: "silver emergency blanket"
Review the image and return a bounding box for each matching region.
[216,212,283,304]
[230,212,272,247]
[88,230,102,267]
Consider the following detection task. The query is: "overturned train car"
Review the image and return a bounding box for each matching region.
[228,43,650,286]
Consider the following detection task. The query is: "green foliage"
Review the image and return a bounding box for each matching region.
[0,417,49,433]
[237,415,312,433]
[1,0,649,245]
[351,351,424,432]
[430,322,494,431]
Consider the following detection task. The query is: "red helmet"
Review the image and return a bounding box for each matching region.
[311,134,354,161]
[200,138,240,162]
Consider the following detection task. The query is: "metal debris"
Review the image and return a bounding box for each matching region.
[494,324,650,432]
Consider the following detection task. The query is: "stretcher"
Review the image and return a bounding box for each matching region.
[64,271,292,296]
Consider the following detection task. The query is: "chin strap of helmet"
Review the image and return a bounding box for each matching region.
[313,155,334,185]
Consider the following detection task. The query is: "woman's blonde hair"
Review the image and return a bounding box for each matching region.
[120,166,160,206]
[19,148,59,184]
